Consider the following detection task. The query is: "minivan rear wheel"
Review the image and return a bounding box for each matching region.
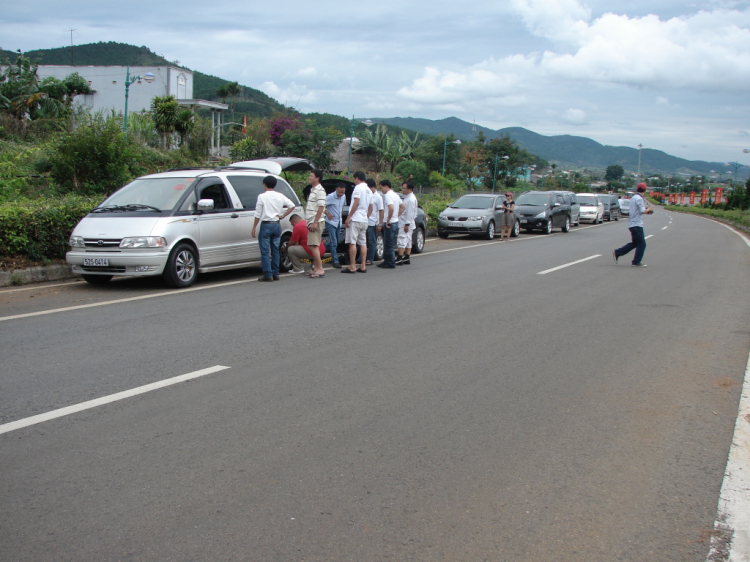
[279,233,292,272]
[561,217,570,232]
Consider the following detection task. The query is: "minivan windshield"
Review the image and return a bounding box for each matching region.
[577,195,600,206]
[515,193,549,206]
[450,195,495,209]
[95,177,198,212]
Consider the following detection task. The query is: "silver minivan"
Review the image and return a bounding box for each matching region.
[66,158,310,288]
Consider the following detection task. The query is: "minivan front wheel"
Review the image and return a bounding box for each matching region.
[163,243,198,288]
[561,217,570,232]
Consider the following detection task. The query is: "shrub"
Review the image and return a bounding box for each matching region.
[48,116,134,195]
[0,195,103,261]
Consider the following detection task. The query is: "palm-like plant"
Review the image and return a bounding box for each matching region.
[175,109,196,147]
[151,95,179,149]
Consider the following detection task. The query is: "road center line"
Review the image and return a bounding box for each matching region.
[646,235,654,239]
[537,254,600,275]
[0,365,231,436]
[662,226,668,230]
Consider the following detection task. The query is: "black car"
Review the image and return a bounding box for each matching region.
[600,194,621,221]
[515,191,572,234]
[292,179,427,264]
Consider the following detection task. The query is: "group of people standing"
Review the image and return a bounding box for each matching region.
[254,170,418,281]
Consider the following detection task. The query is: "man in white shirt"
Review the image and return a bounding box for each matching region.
[613,182,653,267]
[377,179,401,268]
[342,171,372,274]
[324,182,347,268]
[251,176,296,281]
[396,181,418,266]
[365,178,384,265]
[305,169,327,278]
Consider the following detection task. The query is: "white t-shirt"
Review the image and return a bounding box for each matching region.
[383,190,401,224]
[349,183,371,223]
[367,190,384,226]
[254,191,295,221]
[398,192,418,227]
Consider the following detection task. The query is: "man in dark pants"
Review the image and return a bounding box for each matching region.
[251,176,296,281]
[613,183,653,267]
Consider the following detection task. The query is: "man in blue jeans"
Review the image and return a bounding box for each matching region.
[252,176,296,281]
[613,183,653,267]
[365,178,384,265]
[324,182,347,268]
[377,179,401,268]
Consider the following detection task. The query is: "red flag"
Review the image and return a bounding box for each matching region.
[689,192,695,205]
[242,115,247,134]
[700,190,708,205]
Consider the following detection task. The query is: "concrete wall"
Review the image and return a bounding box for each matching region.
[35,65,193,114]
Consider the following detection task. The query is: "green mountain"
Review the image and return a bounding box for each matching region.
[2,42,286,118]
[377,117,739,177]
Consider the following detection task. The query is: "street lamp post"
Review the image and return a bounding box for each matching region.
[123,67,155,134]
[442,137,461,177]
[492,154,509,193]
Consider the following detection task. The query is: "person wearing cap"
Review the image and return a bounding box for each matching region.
[500,191,515,241]
[613,182,654,267]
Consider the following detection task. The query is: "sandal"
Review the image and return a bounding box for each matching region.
[309,273,325,278]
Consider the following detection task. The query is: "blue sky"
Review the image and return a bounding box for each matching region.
[3,0,750,164]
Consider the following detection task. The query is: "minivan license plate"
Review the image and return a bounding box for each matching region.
[84,258,109,267]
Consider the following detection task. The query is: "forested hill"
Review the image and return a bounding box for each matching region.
[377,117,737,177]
[1,42,286,118]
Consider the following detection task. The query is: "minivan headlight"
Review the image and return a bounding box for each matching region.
[535,212,547,219]
[69,236,85,248]
[120,236,167,248]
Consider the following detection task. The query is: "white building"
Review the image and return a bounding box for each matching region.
[35,65,228,154]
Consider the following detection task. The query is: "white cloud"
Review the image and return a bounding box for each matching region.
[295,67,317,78]
[259,81,317,107]
[656,96,669,104]
[561,108,588,125]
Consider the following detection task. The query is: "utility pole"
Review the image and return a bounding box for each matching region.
[66,29,77,65]
[637,144,643,180]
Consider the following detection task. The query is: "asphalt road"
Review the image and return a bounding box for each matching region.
[1,210,749,561]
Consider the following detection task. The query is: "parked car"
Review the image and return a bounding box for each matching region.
[300,179,427,264]
[618,198,631,216]
[577,193,604,223]
[600,194,621,221]
[437,193,520,239]
[515,191,572,234]
[66,158,311,288]
[548,190,580,226]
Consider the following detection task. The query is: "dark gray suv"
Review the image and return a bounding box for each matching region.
[600,194,621,221]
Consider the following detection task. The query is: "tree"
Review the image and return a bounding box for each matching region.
[0,55,92,121]
[278,120,343,170]
[605,164,625,182]
[151,95,178,149]
[174,109,195,147]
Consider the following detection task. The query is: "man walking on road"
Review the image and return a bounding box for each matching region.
[305,169,327,278]
[614,182,653,267]
[366,178,384,265]
[251,176,296,281]
[377,179,400,269]
[396,181,418,266]
[342,171,372,274]
[325,182,347,269]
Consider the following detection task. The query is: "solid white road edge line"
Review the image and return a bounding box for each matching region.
[0,365,231,436]
[646,235,654,239]
[0,223,608,323]
[0,280,84,294]
[707,348,750,562]
[537,254,600,275]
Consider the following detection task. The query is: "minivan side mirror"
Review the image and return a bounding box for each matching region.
[198,199,215,211]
